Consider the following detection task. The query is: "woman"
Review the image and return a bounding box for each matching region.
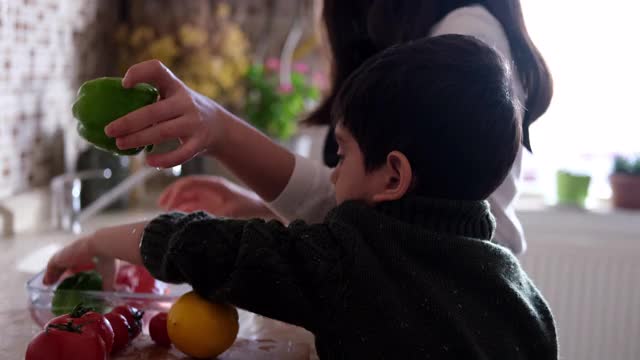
[110,0,552,255]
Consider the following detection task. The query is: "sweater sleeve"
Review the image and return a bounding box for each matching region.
[267,154,337,224]
[140,211,347,331]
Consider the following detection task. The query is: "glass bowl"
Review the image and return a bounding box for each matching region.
[26,271,191,332]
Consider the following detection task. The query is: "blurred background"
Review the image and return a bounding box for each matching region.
[0,1,639,359]
[0,0,638,208]
[0,0,328,202]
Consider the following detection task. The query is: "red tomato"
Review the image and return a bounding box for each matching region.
[45,306,114,354]
[26,321,107,360]
[104,312,130,353]
[115,264,164,294]
[149,312,171,347]
[112,305,144,340]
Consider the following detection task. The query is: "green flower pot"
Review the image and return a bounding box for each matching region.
[556,170,591,207]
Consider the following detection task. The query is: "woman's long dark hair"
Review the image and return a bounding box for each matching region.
[306,0,552,153]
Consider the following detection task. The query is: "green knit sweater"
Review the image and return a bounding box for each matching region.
[141,197,558,359]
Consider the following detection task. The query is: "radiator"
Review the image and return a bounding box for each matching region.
[520,210,640,360]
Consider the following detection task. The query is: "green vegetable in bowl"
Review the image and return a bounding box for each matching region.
[52,271,105,316]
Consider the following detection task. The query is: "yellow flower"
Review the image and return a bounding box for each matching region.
[232,57,250,75]
[209,56,225,76]
[202,82,221,99]
[183,50,215,77]
[179,24,208,48]
[214,63,236,90]
[188,79,220,99]
[219,25,249,58]
[227,86,246,108]
[116,3,251,107]
[216,3,231,19]
[147,35,179,66]
[130,26,155,48]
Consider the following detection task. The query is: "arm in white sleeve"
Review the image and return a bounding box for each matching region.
[267,155,337,224]
[430,5,526,104]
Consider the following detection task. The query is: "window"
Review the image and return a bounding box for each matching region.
[520,1,640,201]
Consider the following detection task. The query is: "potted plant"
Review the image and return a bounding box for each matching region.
[244,58,321,142]
[610,155,640,209]
[556,170,591,208]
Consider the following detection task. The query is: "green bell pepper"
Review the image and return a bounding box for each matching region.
[51,271,105,316]
[72,77,159,156]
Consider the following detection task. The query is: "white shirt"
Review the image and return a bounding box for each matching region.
[268,5,527,254]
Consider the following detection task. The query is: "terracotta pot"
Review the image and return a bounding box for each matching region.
[610,174,640,210]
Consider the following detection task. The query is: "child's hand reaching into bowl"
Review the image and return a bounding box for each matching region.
[43,233,118,291]
[44,222,148,289]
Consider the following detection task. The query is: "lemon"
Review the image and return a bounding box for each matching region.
[167,291,239,359]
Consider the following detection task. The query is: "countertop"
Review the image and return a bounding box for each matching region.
[0,209,312,359]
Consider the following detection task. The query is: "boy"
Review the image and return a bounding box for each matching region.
[45,35,557,359]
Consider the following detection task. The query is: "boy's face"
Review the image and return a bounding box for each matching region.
[331,125,389,205]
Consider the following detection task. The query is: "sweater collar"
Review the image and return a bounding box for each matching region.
[375,197,496,241]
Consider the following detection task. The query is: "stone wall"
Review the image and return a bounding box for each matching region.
[0,0,118,198]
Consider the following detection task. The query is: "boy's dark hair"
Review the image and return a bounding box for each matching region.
[332,34,522,201]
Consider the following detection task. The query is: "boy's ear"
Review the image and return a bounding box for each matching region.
[371,151,413,203]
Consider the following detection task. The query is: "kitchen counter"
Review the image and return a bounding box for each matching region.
[0,209,311,359]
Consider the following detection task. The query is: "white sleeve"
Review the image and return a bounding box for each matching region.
[429,5,526,104]
[267,154,337,224]
[431,5,527,254]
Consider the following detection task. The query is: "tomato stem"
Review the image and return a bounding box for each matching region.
[70,303,96,318]
[133,308,145,322]
[46,320,84,334]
